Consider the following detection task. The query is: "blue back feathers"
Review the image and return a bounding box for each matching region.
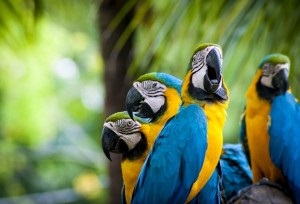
[131,104,207,204]
[269,92,300,203]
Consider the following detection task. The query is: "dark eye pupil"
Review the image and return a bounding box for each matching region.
[152,83,157,88]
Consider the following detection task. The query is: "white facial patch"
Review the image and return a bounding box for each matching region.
[133,80,167,113]
[104,119,142,150]
[191,46,223,90]
[260,63,290,88]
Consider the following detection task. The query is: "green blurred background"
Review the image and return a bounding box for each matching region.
[0,0,299,203]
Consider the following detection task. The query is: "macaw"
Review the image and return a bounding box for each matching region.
[181,43,229,203]
[128,43,229,203]
[102,72,183,204]
[240,53,300,202]
[220,143,252,200]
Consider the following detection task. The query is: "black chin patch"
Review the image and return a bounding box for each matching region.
[189,82,228,102]
[257,78,288,101]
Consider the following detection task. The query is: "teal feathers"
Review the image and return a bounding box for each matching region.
[269,92,300,203]
[131,104,207,203]
[220,143,252,200]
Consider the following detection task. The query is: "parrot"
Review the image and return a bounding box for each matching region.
[127,43,229,203]
[102,72,183,204]
[219,143,252,200]
[240,53,300,202]
[181,43,229,203]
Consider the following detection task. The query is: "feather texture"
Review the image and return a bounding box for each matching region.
[131,104,207,204]
[269,92,300,203]
[220,143,252,200]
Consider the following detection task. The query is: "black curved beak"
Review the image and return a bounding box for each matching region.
[272,69,289,93]
[204,48,222,93]
[126,86,144,120]
[101,127,128,161]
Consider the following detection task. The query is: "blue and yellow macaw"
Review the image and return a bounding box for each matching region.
[102,72,182,204]
[241,53,300,202]
[220,143,252,200]
[129,43,229,203]
[181,43,229,203]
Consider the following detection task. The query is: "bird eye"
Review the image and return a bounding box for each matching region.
[263,63,275,75]
[152,83,157,88]
[127,120,133,126]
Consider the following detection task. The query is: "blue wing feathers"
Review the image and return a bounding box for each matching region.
[195,168,221,204]
[269,93,300,202]
[220,143,252,200]
[131,104,207,204]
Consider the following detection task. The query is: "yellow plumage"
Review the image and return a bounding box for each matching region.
[244,70,285,184]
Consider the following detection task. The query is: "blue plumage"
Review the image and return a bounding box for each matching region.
[220,143,252,200]
[269,92,300,203]
[131,104,207,204]
[189,166,223,204]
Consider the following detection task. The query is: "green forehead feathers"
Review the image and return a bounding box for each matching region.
[135,72,182,93]
[258,54,290,68]
[105,111,144,123]
[186,43,221,73]
[105,111,131,122]
[192,43,221,56]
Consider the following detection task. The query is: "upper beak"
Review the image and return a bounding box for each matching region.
[101,127,128,161]
[272,68,289,92]
[125,86,144,120]
[204,48,222,93]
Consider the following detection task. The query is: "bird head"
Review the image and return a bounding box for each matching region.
[126,72,182,122]
[256,54,290,100]
[101,112,147,161]
[182,43,228,105]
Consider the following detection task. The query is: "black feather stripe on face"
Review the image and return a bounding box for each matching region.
[256,77,289,101]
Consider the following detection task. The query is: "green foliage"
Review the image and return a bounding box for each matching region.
[0,0,107,203]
